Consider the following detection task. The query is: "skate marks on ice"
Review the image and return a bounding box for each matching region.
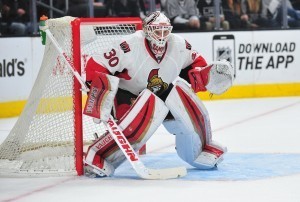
[110,153,300,181]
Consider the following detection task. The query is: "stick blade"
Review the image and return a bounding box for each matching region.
[140,166,187,180]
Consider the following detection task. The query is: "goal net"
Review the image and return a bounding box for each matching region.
[0,16,142,177]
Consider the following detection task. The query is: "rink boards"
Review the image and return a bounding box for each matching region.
[0,29,300,117]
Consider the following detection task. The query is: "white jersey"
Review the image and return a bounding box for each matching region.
[90,30,204,96]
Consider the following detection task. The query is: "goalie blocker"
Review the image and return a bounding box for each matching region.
[83,71,119,122]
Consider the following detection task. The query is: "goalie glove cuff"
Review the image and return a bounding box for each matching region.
[188,66,212,93]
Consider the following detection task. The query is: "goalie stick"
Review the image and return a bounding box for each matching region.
[42,28,90,93]
[105,116,186,179]
[43,26,187,180]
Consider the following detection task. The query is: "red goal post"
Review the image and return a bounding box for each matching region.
[0,17,143,177]
[72,17,143,175]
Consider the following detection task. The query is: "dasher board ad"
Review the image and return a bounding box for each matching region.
[180,29,300,85]
[0,29,300,103]
[0,37,43,102]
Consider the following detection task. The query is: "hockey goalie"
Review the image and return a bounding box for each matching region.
[83,11,234,177]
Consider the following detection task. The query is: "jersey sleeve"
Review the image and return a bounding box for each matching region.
[173,35,208,84]
[178,37,208,69]
[85,37,133,81]
[85,57,110,81]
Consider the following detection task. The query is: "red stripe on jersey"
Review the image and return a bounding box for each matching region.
[176,86,207,146]
[85,57,110,81]
[191,55,208,69]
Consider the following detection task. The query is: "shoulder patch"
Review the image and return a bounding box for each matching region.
[185,40,191,50]
[120,41,131,53]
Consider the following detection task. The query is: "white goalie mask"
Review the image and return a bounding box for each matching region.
[143,11,173,47]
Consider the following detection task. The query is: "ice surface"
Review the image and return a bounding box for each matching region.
[1,97,300,202]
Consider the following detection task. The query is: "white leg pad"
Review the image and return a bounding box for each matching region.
[85,89,169,173]
[165,79,227,169]
[110,89,169,167]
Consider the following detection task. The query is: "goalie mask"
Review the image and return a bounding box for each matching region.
[143,11,173,47]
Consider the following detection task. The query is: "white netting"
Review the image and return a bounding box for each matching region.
[0,17,139,177]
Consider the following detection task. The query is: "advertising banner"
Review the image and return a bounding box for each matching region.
[0,30,299,117]
[180,30,300,85]
[0,37,43,102]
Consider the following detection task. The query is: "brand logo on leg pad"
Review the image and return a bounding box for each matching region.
[107,119,138,161]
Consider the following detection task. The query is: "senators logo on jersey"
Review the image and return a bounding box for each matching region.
[147,69,168,95]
